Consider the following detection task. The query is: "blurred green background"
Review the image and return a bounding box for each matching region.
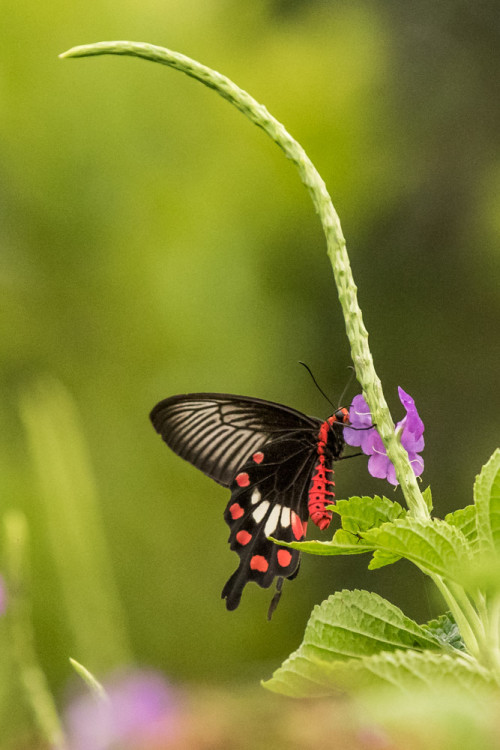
[1,0,499,742]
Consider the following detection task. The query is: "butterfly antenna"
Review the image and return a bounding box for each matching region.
[338,366,356,408]
[298,362,335,410]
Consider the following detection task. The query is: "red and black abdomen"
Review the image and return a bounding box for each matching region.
[307,407,348,530]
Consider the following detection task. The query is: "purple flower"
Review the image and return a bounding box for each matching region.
[344,387,424,486]
[64,669,182,750]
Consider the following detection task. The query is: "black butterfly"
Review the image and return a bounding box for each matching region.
[150,393,349,616]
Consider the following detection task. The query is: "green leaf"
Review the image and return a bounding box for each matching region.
[303,589,442,660]
[269,529,371,556]
[69,658,108,701]
[274,495,408,559]
[330,496,404,569]
[368,548,401,570]
[474,449,500,552]
[421,612,465,652]
[264,648,491,698]
[361,518,470,581]
[422,485,433,512]
[331,495,406,533]
[263,589,445,696]
[445,505,478,550]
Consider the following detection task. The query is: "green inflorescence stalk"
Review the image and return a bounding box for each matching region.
[60,40,428,519]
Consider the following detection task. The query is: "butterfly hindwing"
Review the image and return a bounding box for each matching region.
[221,436,317,610]
[150,393,320,487]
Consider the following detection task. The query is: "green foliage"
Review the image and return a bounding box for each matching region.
[272,495,405,559]
[422,613,465,652]
[422,485,433,512]
[445,505,478,548]
[277,497,473,579]
[332,494,407,570]
[288,589,443,660]
[263,590,484,698]
[266,649,492,698]
[270,531,369,557]
[266,449,500,699]
[331,494,406,531]
[362,518,471,579]
[474,448,500,552]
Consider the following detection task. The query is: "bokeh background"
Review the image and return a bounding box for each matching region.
[1,0,499,745]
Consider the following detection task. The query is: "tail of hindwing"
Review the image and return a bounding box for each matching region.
[221,438,314,611]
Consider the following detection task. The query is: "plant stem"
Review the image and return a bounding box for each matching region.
[488,597,500,677]
[473,592,500,680]
[430,575,480,658]
[449,582,486,642]
[59,40,428,519]
[4,511,67,749]
[428,572,500,674]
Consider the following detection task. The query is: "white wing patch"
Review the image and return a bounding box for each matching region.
[251,488,262,505]
[280,507,291,528]
[264,505,281,537]
[252,500,270,524]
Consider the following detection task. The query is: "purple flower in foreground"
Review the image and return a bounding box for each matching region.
[344,387,424,486]
[65,669,181,750]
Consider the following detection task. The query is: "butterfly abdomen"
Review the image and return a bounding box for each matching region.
[307,456,335,530]
[308,408,349,530]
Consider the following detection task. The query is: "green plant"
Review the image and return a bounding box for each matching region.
[59,40,500,699]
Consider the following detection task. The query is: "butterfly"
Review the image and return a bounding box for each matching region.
[150,393,350,617]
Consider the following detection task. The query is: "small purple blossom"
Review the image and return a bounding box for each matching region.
[344,387,424,486]
[64,669,181,750]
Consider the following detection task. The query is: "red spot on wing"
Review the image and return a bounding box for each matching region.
[229,503,244,520]
[252,451,264,464]
[277,549,292,567]
[250,555,269,572]
[236,530,252,545]
[236,472,250,487]
[291,512,306,540]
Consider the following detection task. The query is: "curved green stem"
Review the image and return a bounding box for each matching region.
[429,573,500,681]
[430,574,481,659]
[474,592,500,680]
[60,40,428,519]
[448,582,486,643]
[488,597,500,677]
[488,597,500,651]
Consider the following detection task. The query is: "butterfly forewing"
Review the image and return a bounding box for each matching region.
[150,393,320,487]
